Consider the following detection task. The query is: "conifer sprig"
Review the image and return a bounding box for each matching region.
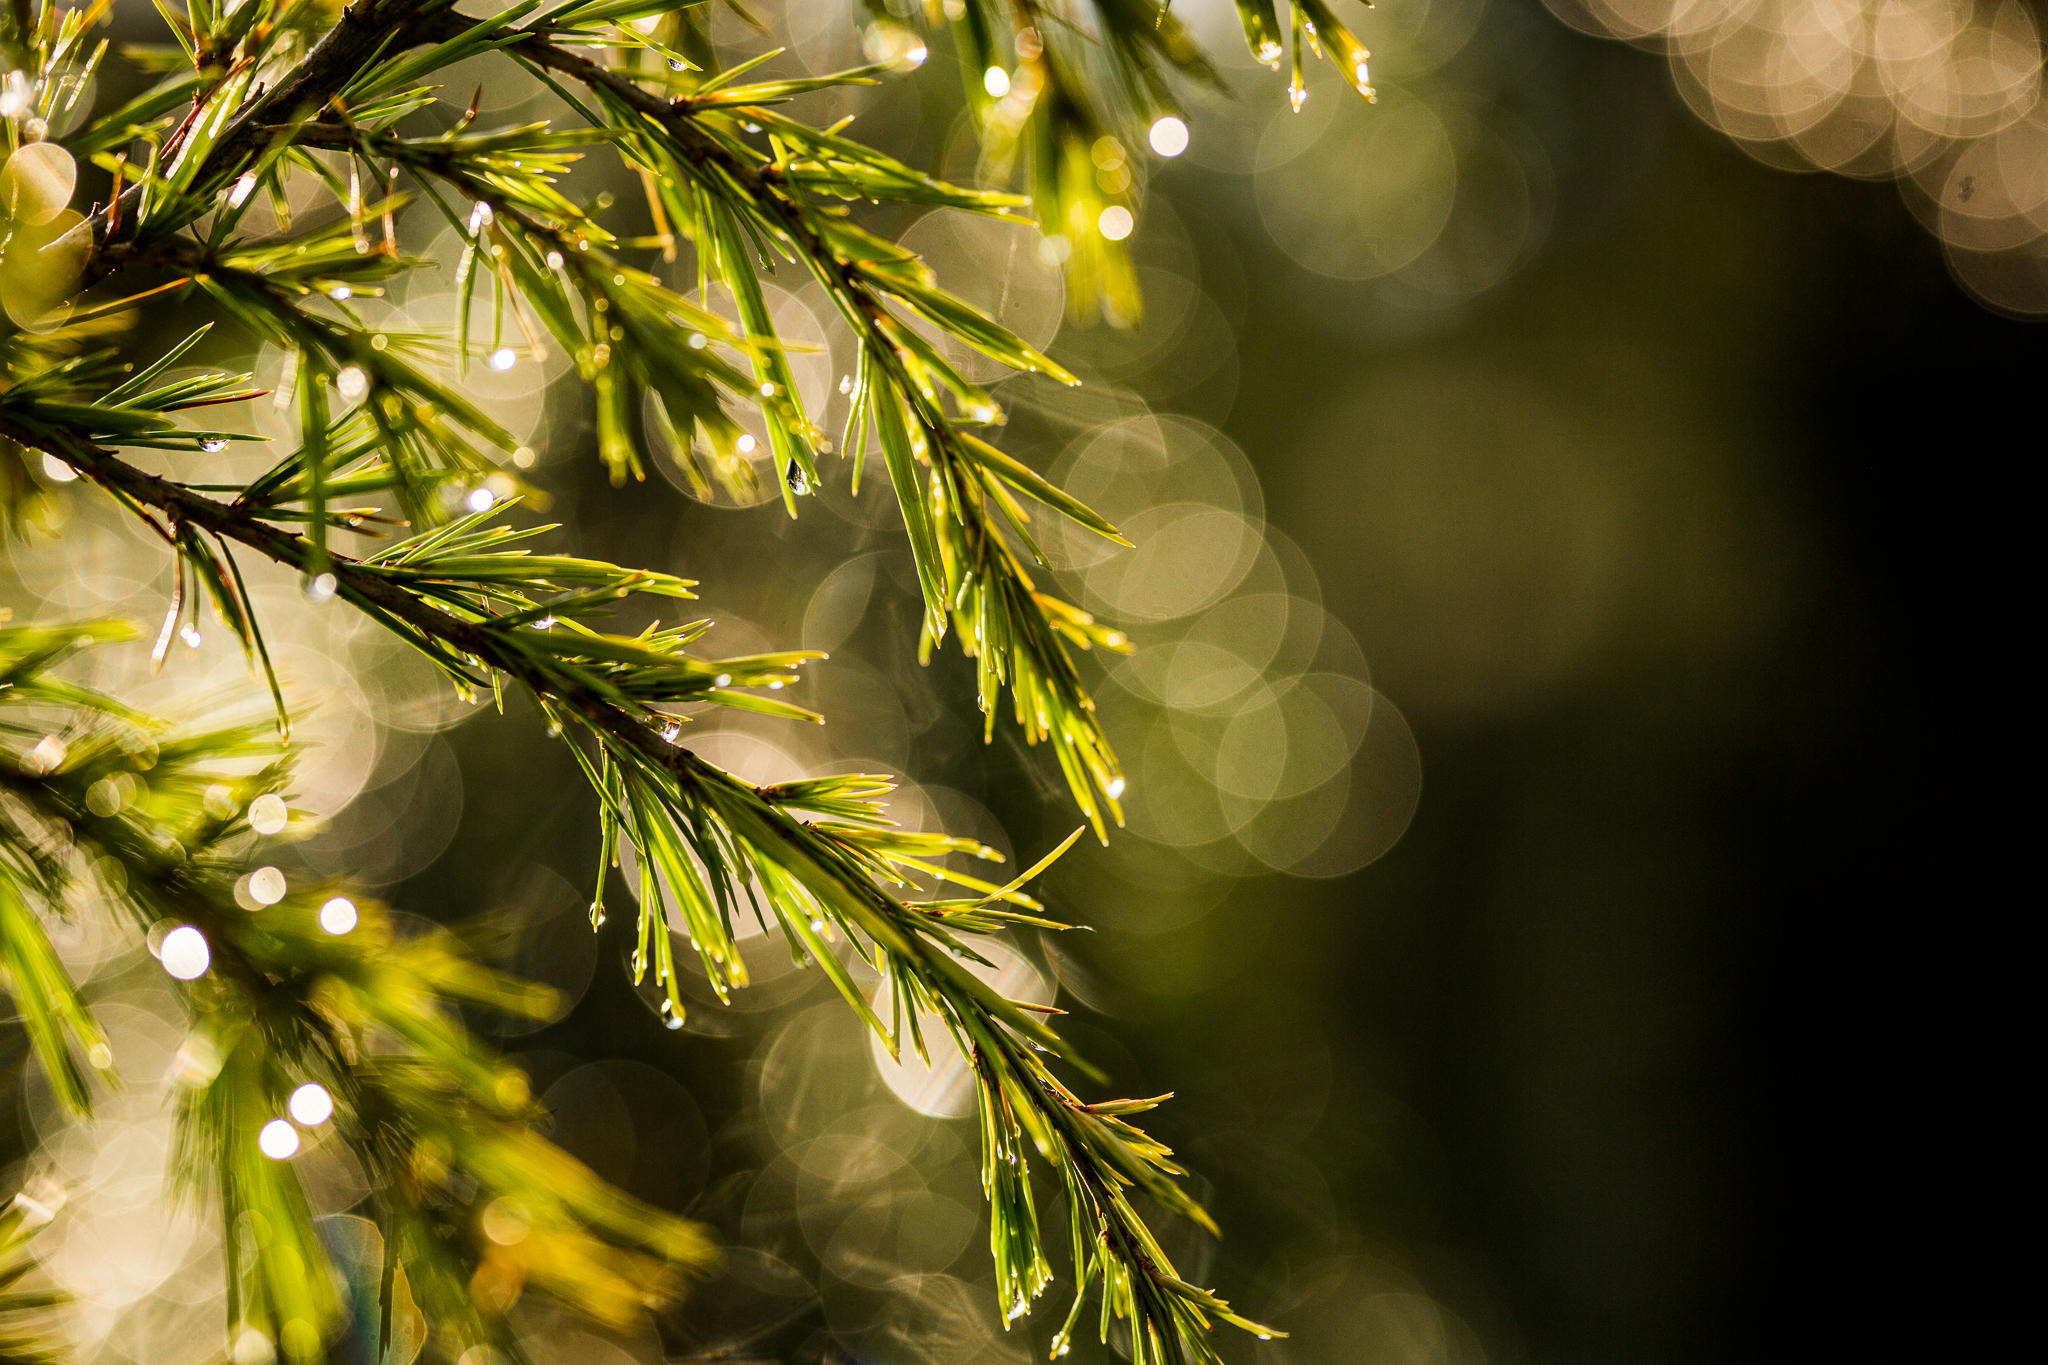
[0,1,1386,1357]
[304,8,1144,833]
[0,616,713,1362]
[902,0,1376,316]
[13,424,1274,1361]
[1,1189,65,1365]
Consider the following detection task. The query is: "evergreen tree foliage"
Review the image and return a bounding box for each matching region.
[0,2,1374,1361]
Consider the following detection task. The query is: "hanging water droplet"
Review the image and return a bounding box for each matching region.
[659,998,684,1029]
[787,466,809,494]
[302,572,337,603]
[1288,80,1309,112]
[1256,39,1283,66]
[200,437,229,453]
[179,625,203,649]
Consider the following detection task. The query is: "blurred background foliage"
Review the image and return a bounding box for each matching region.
[3,0,2034,1362]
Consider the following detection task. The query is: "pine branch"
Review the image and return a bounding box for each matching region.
[0,617,714,1363]
[0,2,1390,1355]
[436,8,1139,834]
[2,422,1272,1363]
[0,1189,66,1365]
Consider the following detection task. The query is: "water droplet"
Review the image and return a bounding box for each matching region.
[1105,776,1126,799]
[247,794,289,835]
[488,347,516,371]
[320,897,358,934]
[838,374,853,395]
[302,572,337,603]
[180,625,203,649]
[200,437,229,453]
[1256,39,1283,66]
[787,467,809,494]
[714,674,732,688]
[1148,115,1190,157]
[248,866,287,905]
[160,925,211,980]
[327,284,352,302]
[257,1118,299,1159]
[288,1083,333,1125]
[1288,80,1309,112]
[22,735,63,776]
